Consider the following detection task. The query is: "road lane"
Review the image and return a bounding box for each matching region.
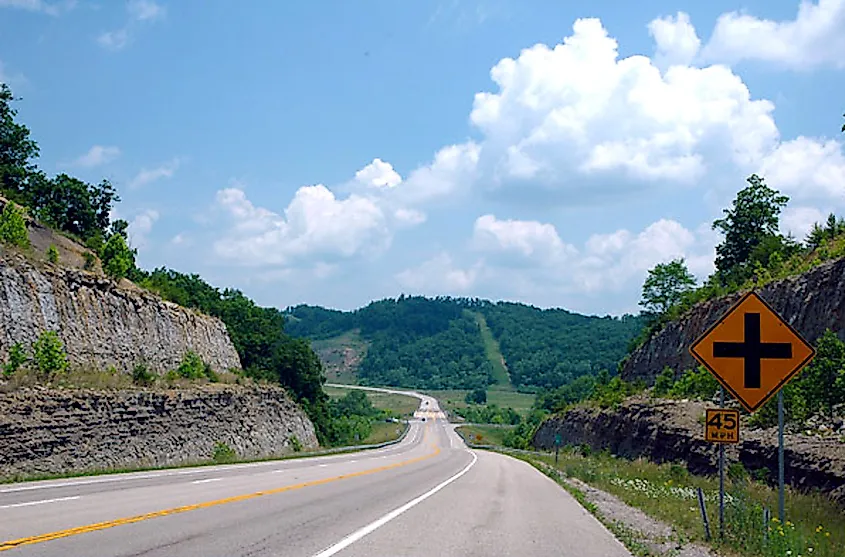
[1,391,631,556]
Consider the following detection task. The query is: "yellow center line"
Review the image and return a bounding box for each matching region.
[0,425,439,552]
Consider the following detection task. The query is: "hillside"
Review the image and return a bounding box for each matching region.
[284,296,646,392]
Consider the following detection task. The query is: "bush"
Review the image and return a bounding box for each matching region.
[31,330,68,379]
[176,351,207,380]
[211,441,237,463]
[667,366,719,400]
[83,251,97,270]
[465,387,487,404]
[591,376,643,408]
[2,342,28,378]
[0,201,29,249]
[289,435,303,452]
[132,363,155,386]
[46,244,59,264]
[653,366,675,396]
[101,233,134,280]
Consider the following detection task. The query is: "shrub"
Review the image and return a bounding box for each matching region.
[132,363,155,386]
[83,251,97,271]
[31,330,68,379]
[2,342,28,378]
[101,233,134,280]
[465,387,487,404]
[176,351,206,380]
[653,366,675,396]
[667,366,719,400]
[0,201,29,249]
[289,435,303,452]
[46,244,59,264]
[211,441,237,463]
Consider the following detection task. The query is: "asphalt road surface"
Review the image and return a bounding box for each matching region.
[0,390,631,556]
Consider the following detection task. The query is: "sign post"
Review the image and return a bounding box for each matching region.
[554,433,562,465]
[690,291,815,527]
[719,388,725,539]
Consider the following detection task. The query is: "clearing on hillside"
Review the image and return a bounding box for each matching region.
[469,311,511,388]
[309,330,367,384]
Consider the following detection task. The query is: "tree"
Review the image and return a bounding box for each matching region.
[101,232,135,280]
[805,213,845,250]
[0,201,29,249]
[639,259,696,318]
[0,84,39,203]
[712,174,789,285]
[32,330,69,378]
[465,387,487,404]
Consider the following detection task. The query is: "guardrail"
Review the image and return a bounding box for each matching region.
[301,421,412,457]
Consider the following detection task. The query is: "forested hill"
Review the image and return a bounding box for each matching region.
[284,296,646,391]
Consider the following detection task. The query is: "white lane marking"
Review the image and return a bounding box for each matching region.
[318,464,329,468]
[348,460,357,464]
[0,496,80,509]
[312,451,479,557]
[191,478,222,484]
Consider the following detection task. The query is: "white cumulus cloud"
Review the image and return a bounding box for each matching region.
[128,209,159,248]
[128,158,180,189]
[701,0,845,69]
[648,12,701,69]
[395,253,481,294]
[355,158,402,189]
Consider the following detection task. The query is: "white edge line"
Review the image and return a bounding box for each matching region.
[0,496,80,509]
[312,450,478,557]
[191,478,222,484]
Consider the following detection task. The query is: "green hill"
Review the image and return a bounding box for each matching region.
[284,296,646,392]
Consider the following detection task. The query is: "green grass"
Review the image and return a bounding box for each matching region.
[510,447,844,557]
[323,385,420,417]
[363,421,407,444]
[455,424,514,446]
[427,389,535,417]
[469,311,510,387]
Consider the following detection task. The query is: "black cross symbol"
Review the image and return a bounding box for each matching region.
[713,313,792,389]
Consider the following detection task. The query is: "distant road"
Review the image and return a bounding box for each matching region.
[0,391,630,556]
[325,382,447,421]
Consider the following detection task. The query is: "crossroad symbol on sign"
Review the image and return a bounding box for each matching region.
[690,291,815,413]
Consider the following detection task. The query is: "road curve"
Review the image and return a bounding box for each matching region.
[0,393,630,556]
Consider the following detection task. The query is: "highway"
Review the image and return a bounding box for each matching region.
[0,389,631,556]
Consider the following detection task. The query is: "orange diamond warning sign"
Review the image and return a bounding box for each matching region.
[689,291,815,413]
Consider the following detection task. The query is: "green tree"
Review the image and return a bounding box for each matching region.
[639,259,696,318]
[0,201,29,248]
[712,174,789,286]
[805,213,845,250]
[0,84,39,203]
[32,330,69,378]
[2,342,28,377]
[101,232,135,280]
[465,387,487,404]
[653,366,676,396]
[800,329,845,413]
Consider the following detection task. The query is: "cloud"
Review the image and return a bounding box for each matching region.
[781,206,829,240]
[127,0,164,21]
[395,253,481,294]
[354,158,402,189]
[648,12,701,69]
[393,216,717,304]
[213,185,390,267]
[760,137,845,203]
[97,29,130,50]
[701,0,845,69]
[0,0,74,16]
[128,158,180,189]
[69,145,120,168]
[128,209,159,248]
[97,0,165,51]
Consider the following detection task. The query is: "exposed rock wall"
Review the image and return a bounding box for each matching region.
[0,249,241,374]
[533,397,845,505]
[621,257,845,384]
[0,385,318,478]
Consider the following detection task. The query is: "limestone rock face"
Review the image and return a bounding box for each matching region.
[0,385,319,477]
[0,250,241,374]
[621,257,845,384]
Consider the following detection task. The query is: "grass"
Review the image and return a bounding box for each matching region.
[509,447,844,557]
[469,311,510,387]
[455,424,515,446]
[427,389,535,418]
[363,421,406,444]
[323,385,421,417]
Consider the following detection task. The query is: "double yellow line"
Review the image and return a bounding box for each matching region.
[1,426,440,552]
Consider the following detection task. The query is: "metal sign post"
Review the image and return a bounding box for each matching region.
[778,390,785,522]
[719,388,725,539]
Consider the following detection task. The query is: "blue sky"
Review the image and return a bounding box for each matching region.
[1,0,843,316]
